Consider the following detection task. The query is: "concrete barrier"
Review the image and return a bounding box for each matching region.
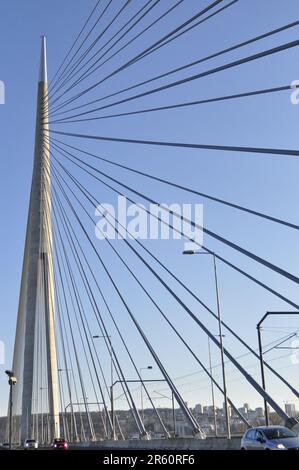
[71,436,241,450]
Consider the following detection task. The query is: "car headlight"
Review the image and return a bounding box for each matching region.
[276,443,286,449]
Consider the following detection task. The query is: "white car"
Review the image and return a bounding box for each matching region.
[241,426,299,450]
[24,439,38,450]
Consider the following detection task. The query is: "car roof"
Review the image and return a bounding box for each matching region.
[247,426,288,432]
[256,426,287,430]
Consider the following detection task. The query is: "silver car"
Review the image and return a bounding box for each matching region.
[24,439,38,450]
[241,426,299,450]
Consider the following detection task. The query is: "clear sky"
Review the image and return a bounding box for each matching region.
[1,0,299,419]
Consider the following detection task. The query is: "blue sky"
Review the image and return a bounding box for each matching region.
[1,0,299,419]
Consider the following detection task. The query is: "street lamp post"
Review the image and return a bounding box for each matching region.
[111,378,166,439]
[5,370,17,450]
[153,390,176,437]
[140,366,153,424]
[257,311,299,426]
[93,334,114,439]
[183,249,230,438]
[171,392,176,437]
[58,368,74,442]
[40,386,48,443]
[208,338,218,437]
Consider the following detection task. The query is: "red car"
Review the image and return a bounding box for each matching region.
[52,438,69,450]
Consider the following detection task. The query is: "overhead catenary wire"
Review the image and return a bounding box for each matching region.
[55,278,81,440]
[45,230,88,441]
[48,0,229,112]
[50,0,133,100]
[50,156,251,428]
[39,178,79,440]
[21,0,299,435]
[49,136,299,231]
[50,84,293,123]
[42,152,146,436]
[50,14,299,118]
[55,225,127,439]
[49,36,299,120]
[49,172,170,437]
[47,136,299,288]
[53,228,96,440]
[55,0,237,104]
[41,184,98,440]
[60,163,295,415]
[53,0,164,98]
[46,137,299,312]
[48,0,183,106]
[50,128,299,160]
[46,146,291,422]
[128,0,239,64]
[48,0,113,95]
[48,143,299,401]
[153,352,296,397]
[45,152,205,436]
[44,152,169,437]
[53,220,110,440]
[48,0,102,89]
[169,331,299,384]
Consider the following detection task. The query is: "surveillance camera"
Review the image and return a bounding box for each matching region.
[5,370,13,377]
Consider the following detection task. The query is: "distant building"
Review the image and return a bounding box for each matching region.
[206,405,216,416]
[285,403,296,418]
[201,424,214,434]
[175,422,193,437]
[255,407,264,417]
[194,404,202,414]
[223,403,232,417]
[237,403,250,416]
[238,406,247,416]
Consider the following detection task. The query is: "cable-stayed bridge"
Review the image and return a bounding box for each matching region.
[6,0,299,448]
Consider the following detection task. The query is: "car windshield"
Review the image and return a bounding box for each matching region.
[54,439,65,442]
[263,428,297,439]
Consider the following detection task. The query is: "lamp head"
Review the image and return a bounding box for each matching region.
[5,370,17,385]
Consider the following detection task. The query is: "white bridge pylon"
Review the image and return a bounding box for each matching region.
[10,36,60,443]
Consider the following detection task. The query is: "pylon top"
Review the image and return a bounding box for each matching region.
[39,35,48,83]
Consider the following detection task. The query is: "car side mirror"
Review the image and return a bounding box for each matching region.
[257,436,265,443]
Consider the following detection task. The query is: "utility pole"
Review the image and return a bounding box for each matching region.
[140,366,153,424]
[93,335,114,439]
[208,338,218,436]
[153,390,176,437]
[5,371,17,449]
[257,325,269,426]
[257,310,299,427]
[171,392,176,437]
[213,255,231,439]
[183,250,230,438]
